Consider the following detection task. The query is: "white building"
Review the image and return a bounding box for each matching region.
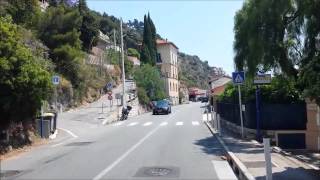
[156,39,179,105]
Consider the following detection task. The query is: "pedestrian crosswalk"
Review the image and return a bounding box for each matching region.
[112,121,202,127]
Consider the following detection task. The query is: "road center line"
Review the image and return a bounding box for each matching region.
[92,125,161,180]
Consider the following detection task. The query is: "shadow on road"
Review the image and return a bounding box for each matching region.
[194,136,226,156]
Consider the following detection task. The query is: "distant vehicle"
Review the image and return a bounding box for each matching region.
[201,97,209,103]
[197,97,203,102]
[153,100,171,115]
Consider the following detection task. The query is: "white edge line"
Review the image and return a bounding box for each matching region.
[92,126,160,180]
[58,128,78,138]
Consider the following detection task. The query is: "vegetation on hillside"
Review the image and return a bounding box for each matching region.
[0,16,52,128]
[178,52,225,89]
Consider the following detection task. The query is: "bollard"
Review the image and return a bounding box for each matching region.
[101,102,104,114]
[263,138,273,180]
[211,106,214,126]
[217,114,221,136]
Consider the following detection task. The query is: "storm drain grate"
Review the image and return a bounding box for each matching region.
[0,170,23,178]
[134,166,179,178]
[242,161,276,168]
[65,141,93,146]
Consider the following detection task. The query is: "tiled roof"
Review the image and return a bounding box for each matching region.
[156,39,178,49]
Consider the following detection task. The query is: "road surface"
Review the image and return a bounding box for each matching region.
[1,102,237,180]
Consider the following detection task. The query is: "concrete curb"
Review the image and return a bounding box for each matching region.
[204,121,255,180]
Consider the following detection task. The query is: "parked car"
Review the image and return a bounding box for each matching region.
[201,97,209,103]
[153,100,171,115]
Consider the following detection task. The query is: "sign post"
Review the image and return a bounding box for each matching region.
[253,74,271,141]
[232,71,245,138]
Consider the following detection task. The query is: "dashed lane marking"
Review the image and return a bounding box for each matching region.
[160,122,168,126]
[176,122,183,126]
[143,122,152,126]
[192,121,200,126]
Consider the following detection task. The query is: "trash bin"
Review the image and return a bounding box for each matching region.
[36,113,55,138]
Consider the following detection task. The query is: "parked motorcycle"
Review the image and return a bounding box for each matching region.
[120,105,132,120]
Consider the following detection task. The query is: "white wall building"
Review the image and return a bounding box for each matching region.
[156,39,179,105]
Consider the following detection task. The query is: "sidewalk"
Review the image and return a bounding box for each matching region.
[204,119,320,180]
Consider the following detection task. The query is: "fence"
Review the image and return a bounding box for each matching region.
[217,102,307,130]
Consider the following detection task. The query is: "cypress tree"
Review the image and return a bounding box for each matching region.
[141,13,157,66]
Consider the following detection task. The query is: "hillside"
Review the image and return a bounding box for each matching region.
[178,53,225,89]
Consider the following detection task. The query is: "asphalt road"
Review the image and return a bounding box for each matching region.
[1,102,237,180]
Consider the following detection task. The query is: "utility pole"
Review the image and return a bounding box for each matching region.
[120,18,126,108]
[113,29,116,50]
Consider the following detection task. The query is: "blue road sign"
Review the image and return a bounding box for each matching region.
[232,71,245,85]
[106,82,112,89]
[52,75,60,85]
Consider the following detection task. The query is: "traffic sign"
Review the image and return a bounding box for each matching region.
[52,75,60,85]
[232,71,245,85]
[108,95,113,100]
[254,74,271,84]
[106,82,112,90]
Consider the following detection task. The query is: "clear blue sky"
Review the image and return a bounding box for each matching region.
[87,0,244,75]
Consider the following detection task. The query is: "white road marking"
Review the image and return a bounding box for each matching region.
[92,125,161,180]
[160,122,168,126]
[211,160,237,180]
[58,128,78,138]
[192,121,200,126]
[113,122,124,126]
[51,138,74,148]
[127,122,138,126]
[176,122,183,126]
[143,122,152,126]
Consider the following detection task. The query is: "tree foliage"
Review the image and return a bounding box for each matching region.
[134,64,166,103]
[0,17,52,127]
[1,0,41,28]
[127,48,140,59]
[218,75,303,104]
[140,14,157,65]
[78,0,99,51]
[37,4,84,87]
[234,0,320,105]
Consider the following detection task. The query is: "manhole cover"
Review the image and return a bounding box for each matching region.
[65,142,92,146]
[0,170,22,178]
[134,166,179,178]
[145,167,172,176]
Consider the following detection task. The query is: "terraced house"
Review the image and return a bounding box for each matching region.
[156,39,179,105]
